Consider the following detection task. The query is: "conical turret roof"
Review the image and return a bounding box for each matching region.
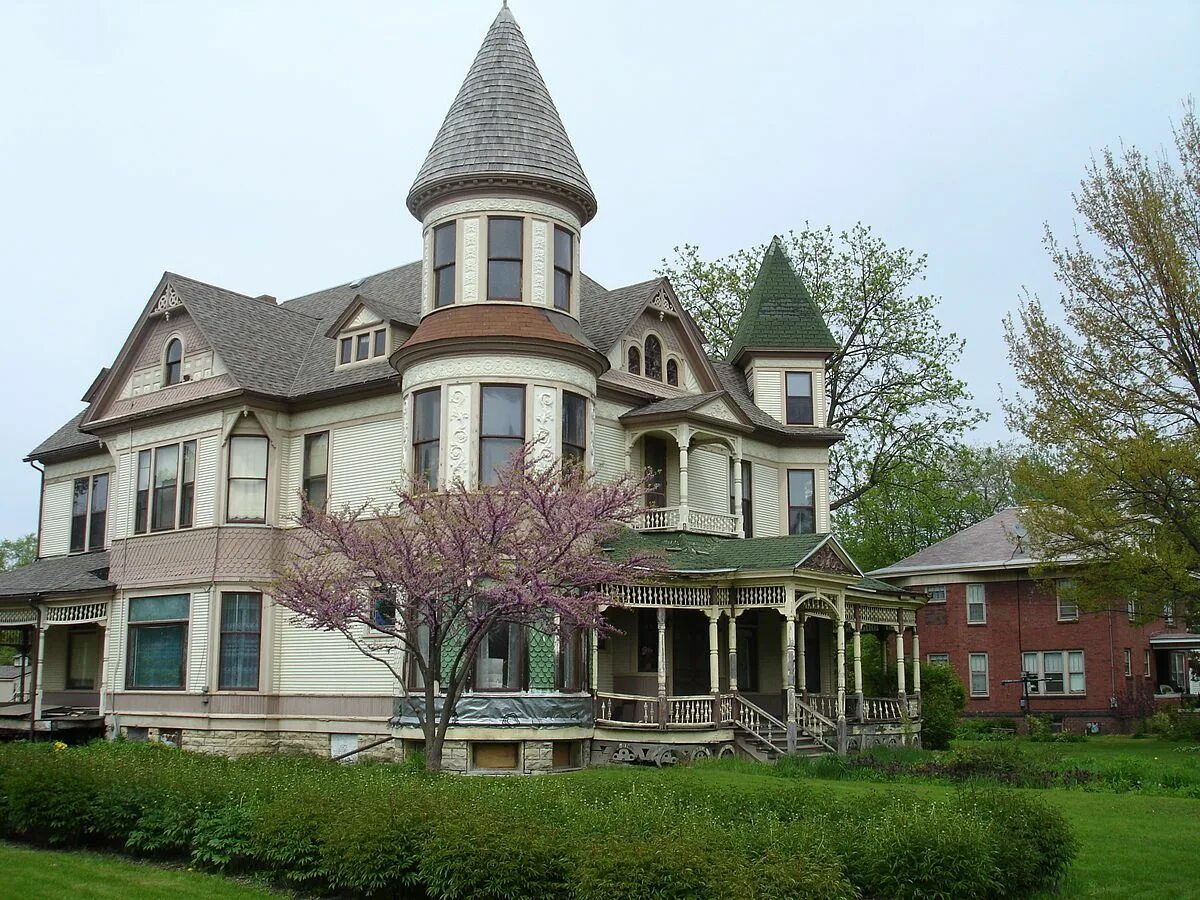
[728,238,840,362]
[407,5,597,223]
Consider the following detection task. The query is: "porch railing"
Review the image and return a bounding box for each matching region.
[632,506,739,537]
[808,694,921,723]
[594,692,660,728]
[633,507,681,531]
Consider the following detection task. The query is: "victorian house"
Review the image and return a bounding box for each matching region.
[0,6,923,771]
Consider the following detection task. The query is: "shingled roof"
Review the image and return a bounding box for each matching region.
[25,409,102,461]
[728,238,839,363]
[869,508,1039,577]
[0,551,111,599]
[407,5,597,224]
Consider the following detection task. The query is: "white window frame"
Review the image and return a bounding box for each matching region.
[1144,649,1151,679]
[1056,579,1079,621]
[336,326,389,368]
[927,652,950,666]
[966,583,986,624]
[1022,649,1086,695]
[926,585,947,604]
[968,652,989,697]
[1123,648,1132,678]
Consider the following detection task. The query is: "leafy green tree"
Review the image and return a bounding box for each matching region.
[837,443,1021,571]
[660,225,983,510]
[919,663,967,751]
[1004,101,1200,624]
[0,534,35,572]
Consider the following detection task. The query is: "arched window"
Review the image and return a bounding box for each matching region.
[644,335,663,381]
[627,346,641,376]
[164,338,183,386]
[666,358,679,387]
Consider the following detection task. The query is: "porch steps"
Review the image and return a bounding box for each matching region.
[731,695,834,762]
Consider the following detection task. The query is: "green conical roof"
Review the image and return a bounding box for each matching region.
[727,238,839,362]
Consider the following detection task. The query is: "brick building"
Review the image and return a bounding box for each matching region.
[872,508,1199,732]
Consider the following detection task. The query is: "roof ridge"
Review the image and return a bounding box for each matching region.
[166,272,323,324]
[282,259,424,307]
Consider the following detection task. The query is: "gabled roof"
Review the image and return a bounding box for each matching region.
[0,551,111,599]
[728,237,839,363]
[619,391,752,431]
[25,409,103,462]
[406,5,596,224]
[579,277,661,352]
[869,508,1039,577]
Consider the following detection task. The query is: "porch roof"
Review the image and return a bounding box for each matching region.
[0,552,112,599]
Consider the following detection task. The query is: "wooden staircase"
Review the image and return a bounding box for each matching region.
[731,695,835,762]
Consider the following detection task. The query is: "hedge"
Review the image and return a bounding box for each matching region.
[0,741,1075,898]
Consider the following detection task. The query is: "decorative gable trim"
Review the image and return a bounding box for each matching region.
[150,284,183,317]
[795,535,864,577]
[693,396,743,424]
[324,294,389,339]
[610,278,722,393]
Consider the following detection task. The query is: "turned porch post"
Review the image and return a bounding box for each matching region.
[911,627,921,695]
[895,625,907,699]
[795,611,806,696]
[727,608,739,692]
[589,624,599,693]
[782,588,798,752]
[835,597,848,755]
[852,620,864,719]
[31,618,47,727]
[677,425,691,530]
[656,607,668,728]
[732,442,744,537]
[707,608,721,726]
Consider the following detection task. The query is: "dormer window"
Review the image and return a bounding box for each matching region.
[338,328,388,366]
[627,346,641,376]
[434,221,456,307]
[785,371,814,425]
[666,358,679,387]
[164,338,183,386]
[644,335,662,380]
[487,217,523,301]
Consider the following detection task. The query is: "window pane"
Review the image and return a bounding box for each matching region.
[788,470,815,535]
[129,594,189,622]
[151,444,179,531]
[488,217,522,259]
[666,358,678,386]
[356,333,370,361]
[414,443,439,487]
[219,593,261,691]
[70,478,89,553]
[786,371,814,425]
[644,336,662,380]
[488,260,521,300]
[1068,651,1085,692]
[413,389,441,443]
[434,221,456,267]
[1044,652,1064,692]
[128,623,186,689]
[481,385,525,437]
[135,450,151,534]
[340,337,352,364]
[229,436,268,478]
[627,347,641,375]
[89,474,108,551]
[435,265,456,307]
[554,226,572,269]
[374,329,387,357]
[228,480,267,523]
[179,443,196,529]
[165,339,182,386]
[304,432,329,479]
[562,392,586,450]
[476,622,522,689]
[553,269,570,310]
[480,438,524,486]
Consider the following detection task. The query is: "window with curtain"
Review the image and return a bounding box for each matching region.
[475,620,524,690]
[644,437,667,509]
[553,226,572,310]
[218,592,261,691]
[969,652,988,696]
[479,385,525,485]
[227,435,268,523]
[644,335,662,380]
[966,583,987,624]
[562,391,587,464]
[927,652,950,666]
[627,346,641,376]
[787,469,815,534]
[66,627,99,689]
[785,371,814,424]
[434,221,456,307]
[412,388,441,487]
[303,431,329,512]
[487,217,523,301]
[1022,649,1085,695]
[164,338,183,386]
[127,594,189,690]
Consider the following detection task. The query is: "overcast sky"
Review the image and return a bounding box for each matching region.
[0,1,1196,538]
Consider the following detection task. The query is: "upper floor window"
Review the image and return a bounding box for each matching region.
[787,469,815,534]
[562,391,587,464]
[434,221,456,307]
[644,437,667,509]
[785,371,814,425]
[627,346,641,376]
[1056,579,1078,621]
[338,328,388,366]
[487,217,523,301]
[1022,649,1085,695]
[412,388,441,488]
[164,339,183,386]
[966,583,987,624]
[730,458,752,538]
[302,431,329,512]
[644,335,663,380]
[926,585,947,603]
[135,441,196,535]
[70,473,109,553]
[666,358,679,387]
[479,384,525,486]
[553,226,572,311]
[227,435,268,524]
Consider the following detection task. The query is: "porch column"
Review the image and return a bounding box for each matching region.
[895,626,907,699]
[727,608,739,692]
[732,443,744,537]
[784,609,798,753]
[795,611,806,695]
[677,425,691,530]
[911,628,921,695]
[706,608,721,726]
[852,620,864,719]
[656,607,668,728]
[835,598,848,755]
[589,626,599,693]
[31,620,48,723]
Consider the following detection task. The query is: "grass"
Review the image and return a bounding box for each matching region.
[0,840,275,898]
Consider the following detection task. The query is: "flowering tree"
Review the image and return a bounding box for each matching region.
[275,451,660,771]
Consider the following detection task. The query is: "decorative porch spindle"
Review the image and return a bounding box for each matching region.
[727,609,738,691]
[852,622,864,707]
[895,626,907,698]
[677,426,691,529]
[911,629,921,694]
[656,607,668,727]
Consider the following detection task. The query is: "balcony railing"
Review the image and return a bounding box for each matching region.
[632,506,739,537]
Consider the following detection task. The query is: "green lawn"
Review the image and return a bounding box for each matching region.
[0,841,274,899]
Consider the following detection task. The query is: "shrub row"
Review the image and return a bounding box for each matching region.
[0,741,1077,899]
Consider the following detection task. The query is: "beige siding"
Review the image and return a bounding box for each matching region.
[107,593,129,691]
[187,589,212,692]
[688,446,729,514]
[194,435,220,528]
[278,434,301,524]
[330,418,405,512]
[753,370,783,421]
[593,420,625,483]
[816,467,830,532]
[275,615,396,694]
[751,462,781,538]
[39,479,73,557]
[42,629,68,691]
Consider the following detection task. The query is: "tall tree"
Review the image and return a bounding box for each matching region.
[1004,101,1200,622]
[838,443,1022,572]
[275,454,660,772]
[0,534,35,572]
[660,225,982,510]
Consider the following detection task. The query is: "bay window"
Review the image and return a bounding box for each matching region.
[487,217,523,301]
[787,469,815,534]
[70,473,108,553]
[227,435,268,524]
[302,431,329,512]
[479,384,525,485]
[475,620,524,690]
[135,441,196,535]
[126,594,189,690]
[785,371,814,425]
[412,388,441,487]
[562,391,587,464]
[434,221,456,307]
[218,592,262,691]
[151,443,179,531]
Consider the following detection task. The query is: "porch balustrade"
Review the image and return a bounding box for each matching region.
[632,505,739,537]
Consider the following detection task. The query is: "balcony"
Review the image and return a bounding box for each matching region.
[632,506,740,537]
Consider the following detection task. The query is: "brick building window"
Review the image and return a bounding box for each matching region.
[927,653,950,666]
[1144,649,1151,678]
[1056,580,1079,621]
[969,653,989,696]
[926,585,947,603]
[966,583,986,624]
[1123,648,1132,678]
[1022,650,1085,695]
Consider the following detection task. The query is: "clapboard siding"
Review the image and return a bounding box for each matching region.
[278,434,302,524]
[752,462,782,538]
[593,420,626,483]
[194,435,220,528]
[39,480,73,557]
[816,467,830,532]
[753,370,783,421]
[107,593,128,690]
[275,615,397,693]
[187,589,212,692]
[688,446,729,514]
[330,418,405,511]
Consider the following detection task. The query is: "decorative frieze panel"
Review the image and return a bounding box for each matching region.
[801,543,855,577]
[607,584,714,608]
[151,285,182,316]
[855,605,900,627]
[403,356,595,397]
[445,384,472,486]
[44,601,108,624]
[733,584,785,606]
[461,217,480,303]
[424,197,581,231]
[530,220,548,306]
[0,607,37,626]
[531,386,556,463]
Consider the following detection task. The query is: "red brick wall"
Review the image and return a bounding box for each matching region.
[910,574,1165,730]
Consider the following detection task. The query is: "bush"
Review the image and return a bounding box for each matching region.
[919,663,966,750]
[1151,709,1200,741]
[0,741,1078,899]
